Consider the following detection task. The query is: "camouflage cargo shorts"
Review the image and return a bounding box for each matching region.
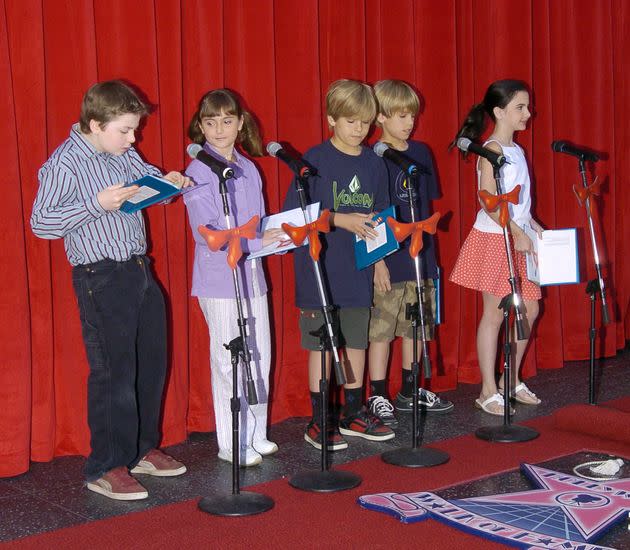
[369,280,436,342]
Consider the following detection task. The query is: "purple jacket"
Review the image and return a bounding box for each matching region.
[184,143,267,299]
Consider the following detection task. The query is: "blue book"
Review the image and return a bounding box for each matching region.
[120,175,182,213]
[354,206,400,270]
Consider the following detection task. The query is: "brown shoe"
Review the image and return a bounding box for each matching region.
[130,449,187,477]
[87,466,148,501]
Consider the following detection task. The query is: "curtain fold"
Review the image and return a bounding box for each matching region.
[1,0,627,478]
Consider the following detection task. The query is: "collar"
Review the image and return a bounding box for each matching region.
[69,123,102,161]
[203,142,246,179]
[69,123,131,164]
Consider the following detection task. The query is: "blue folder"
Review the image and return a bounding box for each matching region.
[354,206,400,270]
[120,175,182,213]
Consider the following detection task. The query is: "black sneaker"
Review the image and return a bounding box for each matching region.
[367,395,398,427]
[395,389,454,414]
[339,408,395,441]
[304,420,348,451]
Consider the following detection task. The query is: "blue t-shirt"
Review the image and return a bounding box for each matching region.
[383,140,440,282]
[283,139,389,309]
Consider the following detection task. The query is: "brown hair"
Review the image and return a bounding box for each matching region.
[79,80,149,133]
[188,89,263,157]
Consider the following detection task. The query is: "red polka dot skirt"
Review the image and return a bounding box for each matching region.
[449,227,542,301]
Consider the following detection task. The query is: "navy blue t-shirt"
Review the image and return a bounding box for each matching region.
[283,140,389,309]
[383,140,440,282]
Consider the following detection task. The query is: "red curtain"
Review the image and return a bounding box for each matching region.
[1,0,628,478]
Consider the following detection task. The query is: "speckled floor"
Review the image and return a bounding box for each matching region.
[1,347,628,543]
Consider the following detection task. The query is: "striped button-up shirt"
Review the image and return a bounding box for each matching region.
[31,124,162,265]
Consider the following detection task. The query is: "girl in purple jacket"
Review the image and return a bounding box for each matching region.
[184,89,283,466]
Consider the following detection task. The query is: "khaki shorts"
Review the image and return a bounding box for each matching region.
[299,307,370,351]
[369,280,436,342]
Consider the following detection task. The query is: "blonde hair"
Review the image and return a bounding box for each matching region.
[325,79,377,123]
[373,80,420,125]
[188,89,263,157]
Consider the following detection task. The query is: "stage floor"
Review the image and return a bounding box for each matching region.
[1,347,629,543]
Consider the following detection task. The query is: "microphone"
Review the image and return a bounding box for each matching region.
[551,141,600,163]
[266,142,312,177]
[457,138,508,167]
[373,142,418,176]
[187,144,234,179]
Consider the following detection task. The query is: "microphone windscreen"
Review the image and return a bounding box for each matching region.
[266,142,282,157]
[187,143,202,158]
[373,141,389,158]
[551,141,565,152]
[457,137,472,152]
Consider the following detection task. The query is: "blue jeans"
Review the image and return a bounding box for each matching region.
[72,256,167,480]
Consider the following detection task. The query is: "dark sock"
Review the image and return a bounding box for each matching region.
[400,370,414,398]
[310,391,322,422]
[369,379,388,399]
[343,387,363,416]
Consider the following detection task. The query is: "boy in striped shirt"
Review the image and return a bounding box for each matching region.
[31,80,188,501]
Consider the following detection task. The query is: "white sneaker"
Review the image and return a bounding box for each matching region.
[252,439,279,456]
[218,447,262,467]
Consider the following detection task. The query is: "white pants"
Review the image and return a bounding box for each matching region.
[198,284,271,454]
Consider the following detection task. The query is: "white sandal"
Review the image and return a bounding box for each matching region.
[511,383,541,405]
[498,382,541,405]
[475,393,514,416]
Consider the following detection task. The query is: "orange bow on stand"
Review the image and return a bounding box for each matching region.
[573,177,602,216]
[478,184,522,228]
[387,212,441,259]
[198,215,260,270]
[281,209,331,261]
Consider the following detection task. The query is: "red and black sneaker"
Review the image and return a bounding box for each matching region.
[304,420,348,451]
[339,408,395,441]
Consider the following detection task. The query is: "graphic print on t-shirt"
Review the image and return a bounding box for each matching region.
[333,175,374,211]
[395,171,419,202]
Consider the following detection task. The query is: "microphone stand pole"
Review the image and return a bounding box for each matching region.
[287,174,361,492]
[197,171,274,516]
[575,158,610,405]
[475,163,538,443]
[382,173,449,467]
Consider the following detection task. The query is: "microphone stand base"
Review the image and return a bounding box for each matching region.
[381,446,449,468]
[198,491,274,517]
[475,424,539,443]
[289,469,361,493]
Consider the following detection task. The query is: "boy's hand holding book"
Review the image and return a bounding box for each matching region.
[333,212,378,240]
[98,183,140,211]
[163,171,192,188]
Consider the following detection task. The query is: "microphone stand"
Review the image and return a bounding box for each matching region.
[286,174,361,492]
[381,173,449,468]
[197,171,274,516]
[574,158,610,405]
[475,162,538,443]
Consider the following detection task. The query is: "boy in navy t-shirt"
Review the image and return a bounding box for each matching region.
[283,79,394,450]
[367,80,454,427]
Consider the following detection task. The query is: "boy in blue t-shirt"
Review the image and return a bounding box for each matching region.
[367,80,454,427]
[283,79,394,450]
